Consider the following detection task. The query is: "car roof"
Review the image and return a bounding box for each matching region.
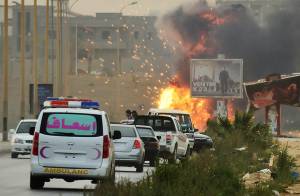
[19,119,37,123]
[41,108,106,115]
[111,123,136,128]
[149,108,189,115]
[135,115,176,120]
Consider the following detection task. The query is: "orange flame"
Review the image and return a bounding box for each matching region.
[157,86,214,130]
[156,10,236,130]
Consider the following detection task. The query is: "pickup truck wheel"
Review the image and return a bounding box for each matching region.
[168,146,177,164]
[30,174,45,189]
[11,152,18,159]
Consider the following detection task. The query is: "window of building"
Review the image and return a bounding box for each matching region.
[134,31,139,39]
[102,30,111,40]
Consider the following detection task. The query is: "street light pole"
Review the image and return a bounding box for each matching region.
[33,0,39,117]
[2,0,9,141]
[55,0,61,96]
[20,0,25,120]
[45,0,49,83]
[75,23,78,75]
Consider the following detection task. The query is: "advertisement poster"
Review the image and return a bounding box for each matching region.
[190,59,243,98]
[245,75,300,109]
[29,84,53,113]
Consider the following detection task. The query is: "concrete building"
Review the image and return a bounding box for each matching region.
[69,13,175,76]
[1,5,177,130]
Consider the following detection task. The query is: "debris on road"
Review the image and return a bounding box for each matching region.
[242,170,272,189]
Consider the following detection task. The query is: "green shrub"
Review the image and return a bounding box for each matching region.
[94,112,295,196]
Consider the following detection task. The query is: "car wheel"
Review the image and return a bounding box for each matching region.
[168,145,177,164]
[11,152,18,159]
[30,174,45,189]
[136,163,144,173]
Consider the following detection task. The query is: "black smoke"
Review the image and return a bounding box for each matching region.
[160,0,300,86]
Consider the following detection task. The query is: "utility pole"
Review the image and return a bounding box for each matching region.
[33,0,39,116]
[2,0,9,141]
[55,0,61,96]
[20,0,25,120]
[45,0,49,83]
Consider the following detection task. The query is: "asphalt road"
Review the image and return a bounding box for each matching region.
[0,153,154,196]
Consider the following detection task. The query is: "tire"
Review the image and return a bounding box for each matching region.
[30,174,45,189]
[168,145,177,164]
[11,152,18,159]
[136,163,144,173]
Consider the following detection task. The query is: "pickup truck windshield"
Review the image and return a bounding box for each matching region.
[134,116,176,132]
[159,113,193,132]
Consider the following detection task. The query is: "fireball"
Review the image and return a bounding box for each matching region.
[156,7,236,131]
[157,86,214,131]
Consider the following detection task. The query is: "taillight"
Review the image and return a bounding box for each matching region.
[32,132,39,156]
[133,139,141,149]
[103,135,110,158]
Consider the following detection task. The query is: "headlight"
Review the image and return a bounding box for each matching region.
[14,138,24,144]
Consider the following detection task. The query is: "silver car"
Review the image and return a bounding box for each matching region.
[111,124,145,172]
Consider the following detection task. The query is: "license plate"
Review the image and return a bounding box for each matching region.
[44,167,88,175]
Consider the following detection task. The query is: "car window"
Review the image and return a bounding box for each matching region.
[136,127,155,137]
[41,113,103,137]
[16,122,36,134]
[111,126,136,137]
[134,116,176,132]
[160,113,193,129]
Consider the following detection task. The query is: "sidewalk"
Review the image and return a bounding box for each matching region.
[0,133,11,155]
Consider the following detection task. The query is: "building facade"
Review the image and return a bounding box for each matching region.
[2,5,177,129]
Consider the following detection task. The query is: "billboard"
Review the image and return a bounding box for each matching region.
[30,84,53,113]
[245,75,300,109]
[190,59,243,98]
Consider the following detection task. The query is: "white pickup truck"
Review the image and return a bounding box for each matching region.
[134,115,190,163]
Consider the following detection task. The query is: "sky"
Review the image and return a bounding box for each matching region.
[3,0,199,16]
